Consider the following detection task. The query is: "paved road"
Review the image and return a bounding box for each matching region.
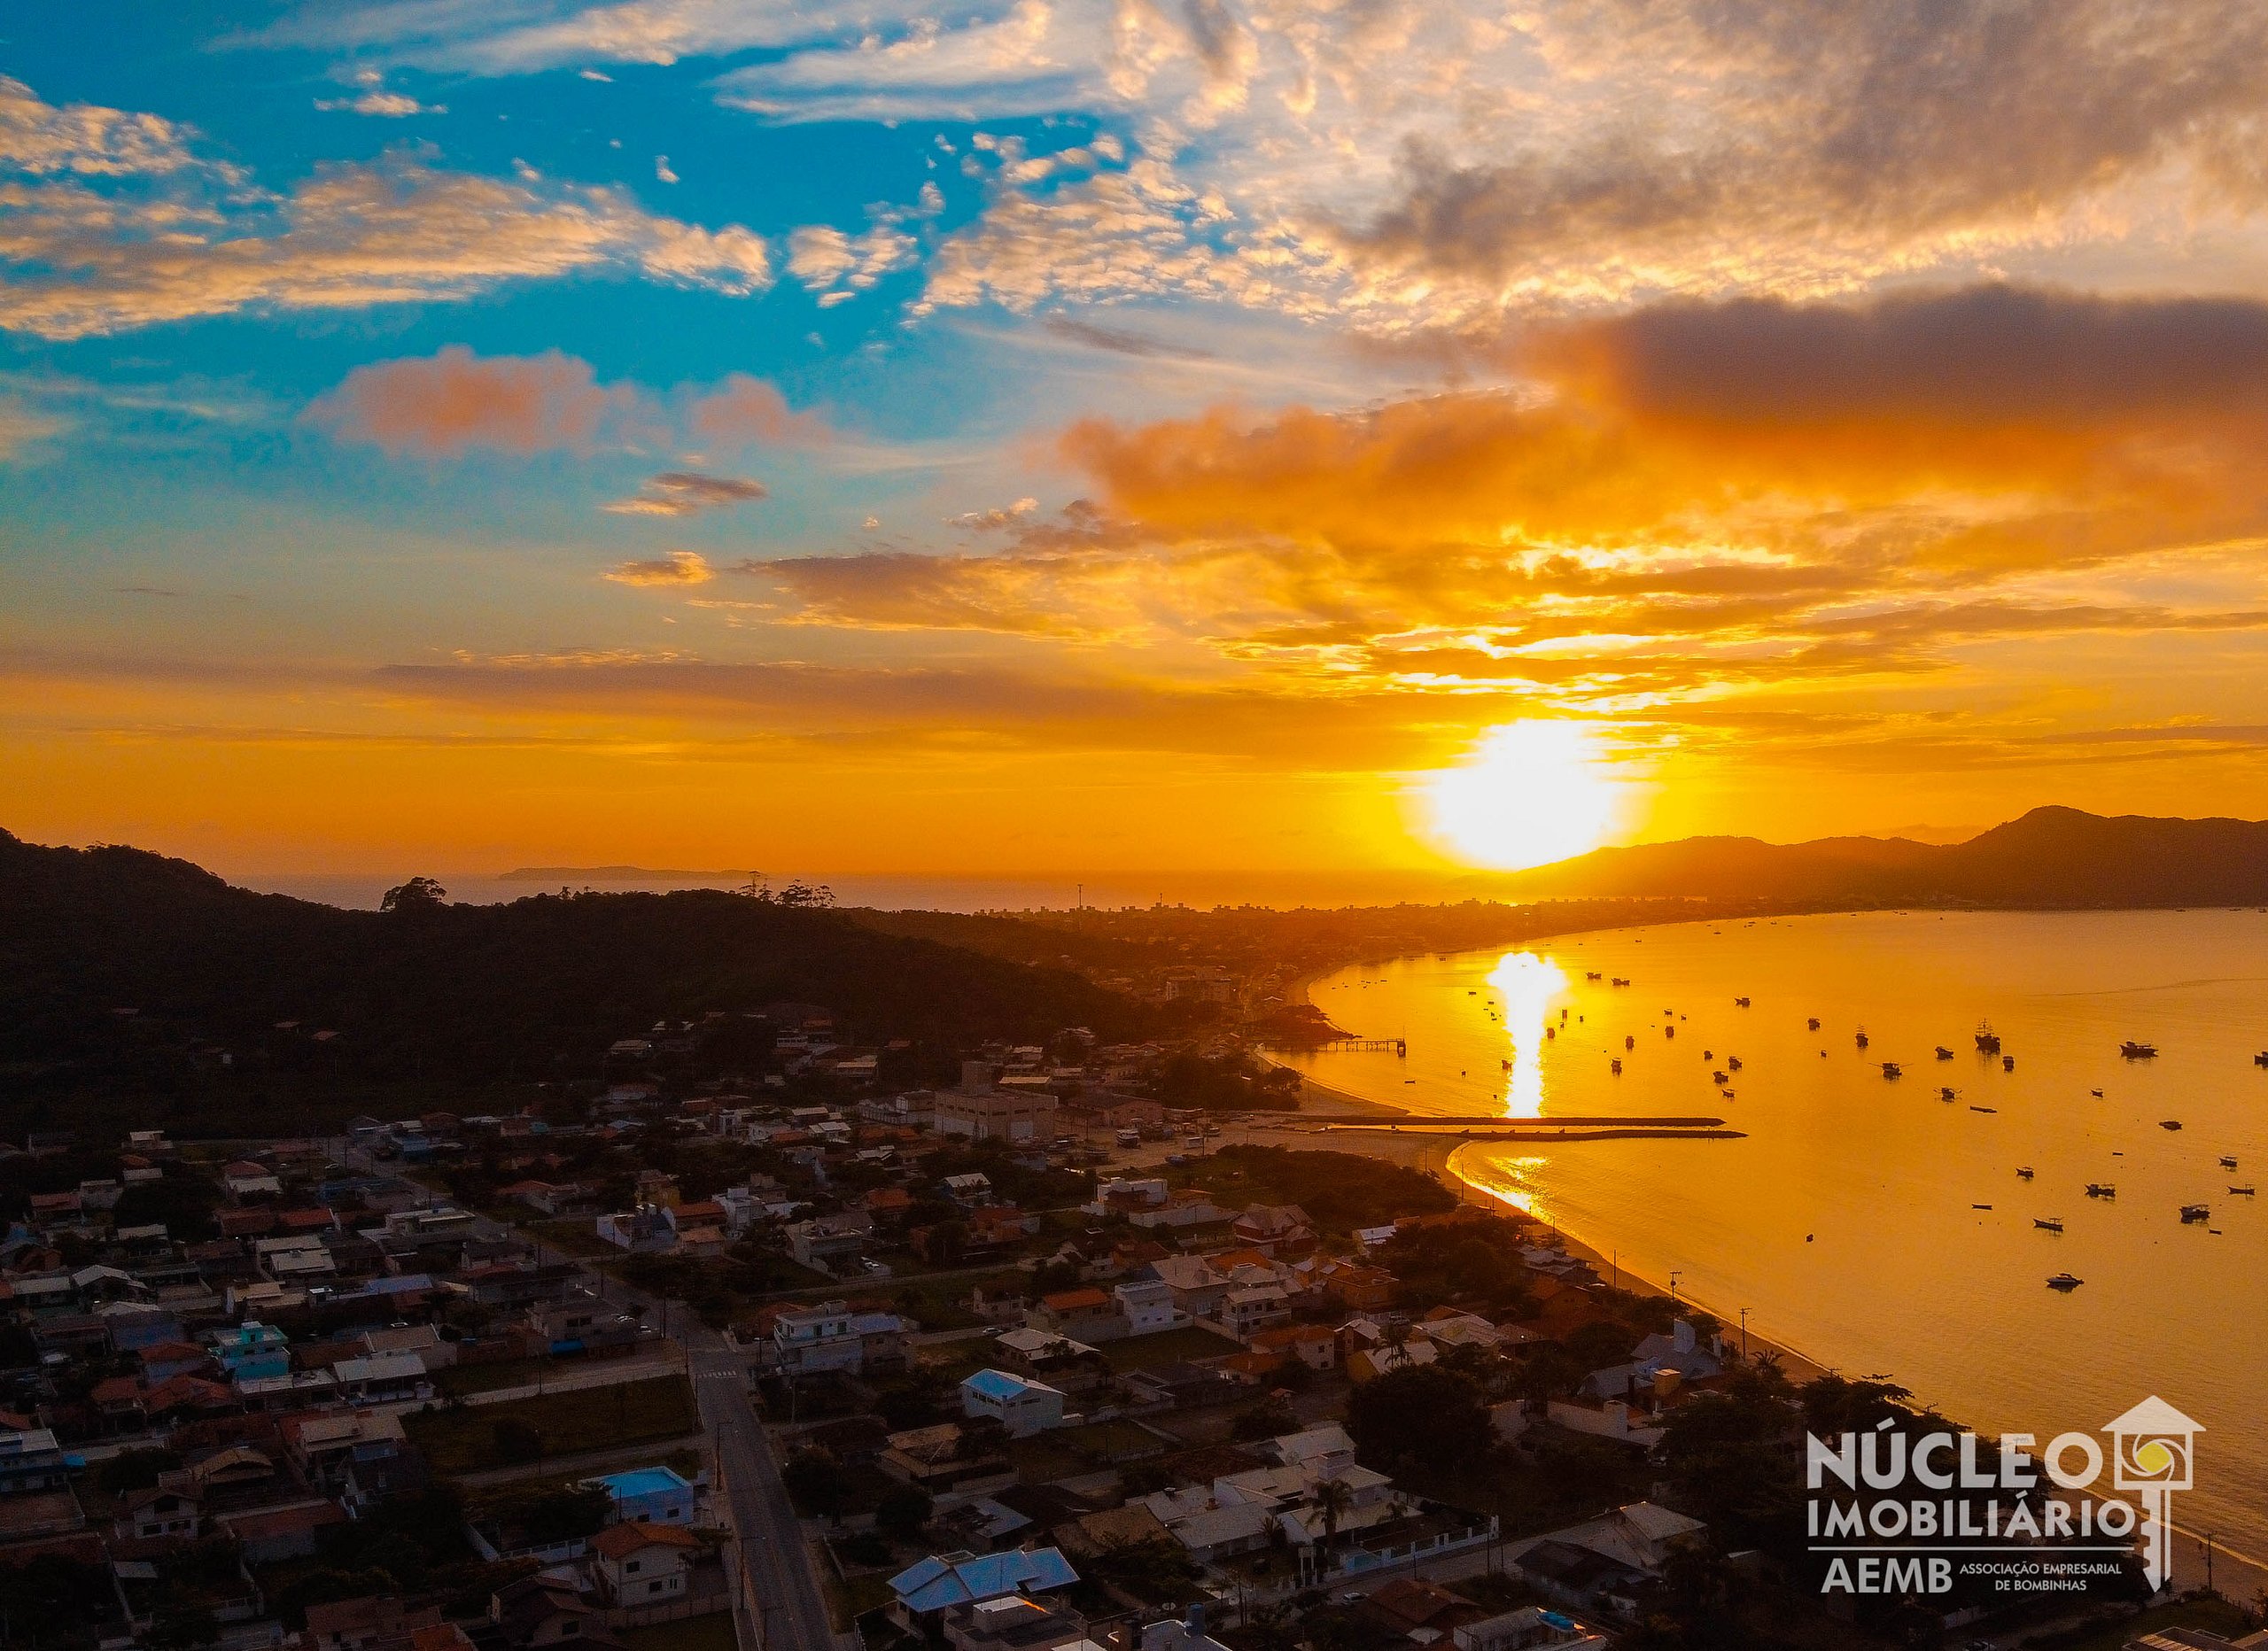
[465,1211,850,1651]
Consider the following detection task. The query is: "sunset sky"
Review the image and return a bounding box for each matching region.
[11,4,2268,888]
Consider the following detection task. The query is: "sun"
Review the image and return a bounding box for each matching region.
[1418,720,1633,871]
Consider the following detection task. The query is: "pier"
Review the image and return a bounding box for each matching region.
[1301,1112,1725,1128]
[1267,1036,1407,1055]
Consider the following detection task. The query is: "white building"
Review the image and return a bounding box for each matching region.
[1113,1280,1184,1336]
[772,1301,907,1375]
[959,1368,1067,1437]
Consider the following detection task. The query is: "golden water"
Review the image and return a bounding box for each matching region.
[1283,910,2268,1582]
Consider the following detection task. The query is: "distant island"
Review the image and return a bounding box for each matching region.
[498,865,756,883]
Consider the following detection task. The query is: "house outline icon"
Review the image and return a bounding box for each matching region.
[2102,1395,2203,1591]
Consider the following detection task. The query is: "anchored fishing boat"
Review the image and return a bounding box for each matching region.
[2120,1040,2159,1058]
[2034,1217,2063,1231]
[1976,1022,2001,1055]
[2047,1273,2083,1291]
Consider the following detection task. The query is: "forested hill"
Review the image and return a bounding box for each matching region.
[1506,806,2268,906]
[0,832,1147,1094]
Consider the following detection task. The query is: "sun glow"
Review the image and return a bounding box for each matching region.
[1419,720,1633,871]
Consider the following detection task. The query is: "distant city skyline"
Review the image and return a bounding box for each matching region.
[12,6,2268,874]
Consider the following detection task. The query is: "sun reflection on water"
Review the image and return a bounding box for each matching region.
[1488,950,1569,1118]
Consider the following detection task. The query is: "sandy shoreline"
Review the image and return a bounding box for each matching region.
[1240,1112,1830,1383]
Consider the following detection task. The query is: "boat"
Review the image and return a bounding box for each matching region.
[2255,1050,2268,1067]
[1735,996,1751,1007]
[1969,1105,1997,1113]
[2219,1155,2239,1169]
[1855,1028,1869,1049]
[2086,1182,2116,1198]
[1934,1046,1954,1060]
[1882,1061,1902,1079]
[2180,1204,2210,1223]
[1976,1022,2001,1055]
[1665,1025,1676,1039]
[1806,1017,1821,1031]
[2047,1273,2084,1291]
[1611,977,1630,988]
[2090,1089,2103,1097]
[1939,1087,1957,1101]
[1712,1070,1728,1084]
[1610,1058,1623,1075]
[1972,1203,1992,1210]
[2034,1217,2063,1231]
[1625,1035,1635,1050]
[2003,1055,2016,1072]
[2232,1184,2256,1196]
[1728,1056,1743,1072]
[2016,1167,2035,1178]
[2120,1041,2159,1059]
[1585,971,1603,981]
[2161,1120,2183,1131]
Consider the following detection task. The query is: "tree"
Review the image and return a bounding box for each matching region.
[1310,1477,1354,1554]
[1345,1364,1491,1473]
[380,876,448,912]
[145,1603,221,1651]
[98,1446,180,1495]
[490,1417,544,1464]
[781,1447,851,1521]
[1231,1399,1300,1441]
[875,1483,934,1539]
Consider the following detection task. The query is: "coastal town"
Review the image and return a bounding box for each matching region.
[1,1001,2254,1651]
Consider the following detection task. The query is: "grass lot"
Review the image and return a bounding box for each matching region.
[528,1219,613,1257]
[619,1613,737,1651]
[405,1375,700,1474]
[435,1356,557,1398]
[1104,1326,1239,1371]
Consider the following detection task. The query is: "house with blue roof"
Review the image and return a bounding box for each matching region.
[959,1368,1066,1438]
[885,1546,1079,1632]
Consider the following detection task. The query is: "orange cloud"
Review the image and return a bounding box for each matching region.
[691,374,831,446]
[604,550,715,586]
[307,345,625,456]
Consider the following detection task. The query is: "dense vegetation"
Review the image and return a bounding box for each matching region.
[0,831,1149,1132]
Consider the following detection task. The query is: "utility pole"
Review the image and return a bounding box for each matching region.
[1669,1269,1682,1307]
[1739,1306,1750,1361]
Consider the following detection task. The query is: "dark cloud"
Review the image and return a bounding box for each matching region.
[602,470,768,517]
[1345,0,2268,285]
[1548,285,2268,428]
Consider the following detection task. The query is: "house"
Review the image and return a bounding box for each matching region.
[941,1594,1091,1651]
[1085,1177,1169,1217]
[1270,1422,1357,1478]
[529,1294,647,1355]
[939,1172,994,1205]
[1135,1485,1278,1563]
[590,1520,701,1604]
[1026,1287,1127,1343]
[222,1499,349,1564]
[489,1575,620,1650]
[886,1547,1081,1634]
[1113,1279,1184,1336]
[114,1485,201,1543]
[785,1212,875,1275]
[1146,1255,1231,1320]
[209,1315,288,1378]
[1248,1324,1336,1369]
[1550,1502,1708,1576]
[0,1428,71,1495]
[990,1329,1111,1394]
[361,1322,454,1368]
[221,1162,283,1202]
[772,1300,907,1375]
[304,1597,444,1651]
[1231,1204,1313,1254]
[1127,1190,1232,1229]
[1217,1285,1291,1340]
[595,1206,675,1253]
[1546,1398,1666,1449]
[586,1465,696,1526]
[280,1410,414,1498]
[960,1369,1067,1438]
[878,1424,1014,1493]
[1515,1540,1649,1617]
[1454,1608,1614,1650]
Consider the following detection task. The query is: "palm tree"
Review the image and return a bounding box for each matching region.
[1311,1476,1355,1558]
